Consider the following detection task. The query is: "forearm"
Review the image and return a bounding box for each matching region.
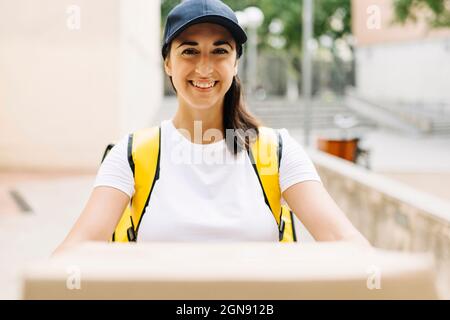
[52,240,79,257]
[51,228,92,257]
[339,230,372,248]
[51,187,129,257]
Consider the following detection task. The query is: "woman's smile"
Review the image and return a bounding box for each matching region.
[189,80,219,92]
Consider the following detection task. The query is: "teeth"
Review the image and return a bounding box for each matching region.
[192,81,215,88]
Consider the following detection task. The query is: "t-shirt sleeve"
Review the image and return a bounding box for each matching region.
[278,128,321,194]
[93,134,135,198]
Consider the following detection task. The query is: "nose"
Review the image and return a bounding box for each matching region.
[195,53,213,77]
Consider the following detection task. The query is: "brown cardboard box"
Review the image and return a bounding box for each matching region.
[22,241,439,299]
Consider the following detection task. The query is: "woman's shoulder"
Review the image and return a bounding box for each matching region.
[274,127,322,192]
[131,122,165,137]
[256,126,298,146]
[127,121,168,147]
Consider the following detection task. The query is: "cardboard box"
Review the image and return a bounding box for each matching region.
[22,241,439,299]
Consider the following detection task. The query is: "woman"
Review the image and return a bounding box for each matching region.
[54,0,369,254]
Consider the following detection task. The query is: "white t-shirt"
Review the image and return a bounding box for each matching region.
[94,119,321,242]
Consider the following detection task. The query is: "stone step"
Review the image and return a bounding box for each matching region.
[432,123,450,128]
[252,110,352,117]
[345,89,450,135]
[259,119,376,130]
[253,112,371,119]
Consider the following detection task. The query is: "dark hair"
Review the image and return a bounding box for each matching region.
[162,41,261,155]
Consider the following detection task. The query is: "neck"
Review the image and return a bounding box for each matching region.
[172,99,225,144]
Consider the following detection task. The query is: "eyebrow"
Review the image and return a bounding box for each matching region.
[176,40,233,49]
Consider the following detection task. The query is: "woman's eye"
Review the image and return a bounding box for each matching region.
[215,48,229,54]
[181,48,229,55]
[182,49,197,55]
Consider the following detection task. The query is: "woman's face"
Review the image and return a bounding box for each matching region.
[164,23,239,111]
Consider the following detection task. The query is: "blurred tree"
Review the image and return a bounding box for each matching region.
[161,0,351,55]
[393,0,450,28]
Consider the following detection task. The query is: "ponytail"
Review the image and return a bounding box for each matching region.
[223,74,261,154]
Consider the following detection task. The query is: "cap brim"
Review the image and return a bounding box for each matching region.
[166,15,247,47]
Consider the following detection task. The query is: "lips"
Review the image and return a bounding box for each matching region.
[189,80,218,91]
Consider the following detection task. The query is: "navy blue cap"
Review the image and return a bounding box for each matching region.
[162,0,247,58]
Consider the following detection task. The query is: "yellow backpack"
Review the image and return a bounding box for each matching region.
[101,126,297,243]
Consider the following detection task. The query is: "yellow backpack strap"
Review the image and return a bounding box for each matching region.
[111,126,161,242]
[280,206,297,242]
[275,129,297,243]
[249,127,297,242]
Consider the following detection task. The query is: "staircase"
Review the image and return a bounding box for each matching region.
[247,97,377,130]
[345,89,450,135]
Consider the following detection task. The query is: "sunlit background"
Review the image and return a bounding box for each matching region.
[0,0,449,299]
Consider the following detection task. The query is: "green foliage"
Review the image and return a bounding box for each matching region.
[393,0,450,28]
[161,0,449,54]
[161,0,352,54]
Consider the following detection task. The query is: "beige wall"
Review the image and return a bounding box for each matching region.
[352,0,450,104]
[352,0,450,46]
[0,0,162,171]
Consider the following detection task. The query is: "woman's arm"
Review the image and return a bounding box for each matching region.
[282,181,371,247]
[52,186,130,256]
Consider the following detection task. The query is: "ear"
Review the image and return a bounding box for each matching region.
[164,57,172,77]
[233,59,239,76]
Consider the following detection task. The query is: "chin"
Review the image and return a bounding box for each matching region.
[183,94,224,110]
[187,100,220,110]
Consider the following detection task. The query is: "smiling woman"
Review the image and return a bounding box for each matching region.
[162,13,258,152]
[166,24,237,106]
[53,0,370,254]
[163,22,257,147]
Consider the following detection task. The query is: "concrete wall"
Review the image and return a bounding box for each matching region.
[352,0,450,46]
[352,0,450,105]
[310,149,450,299]
[355,39,450,104]
[0,0,162,171]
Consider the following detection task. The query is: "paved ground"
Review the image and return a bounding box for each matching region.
[1,98,450,299]
[0,174,95,299]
